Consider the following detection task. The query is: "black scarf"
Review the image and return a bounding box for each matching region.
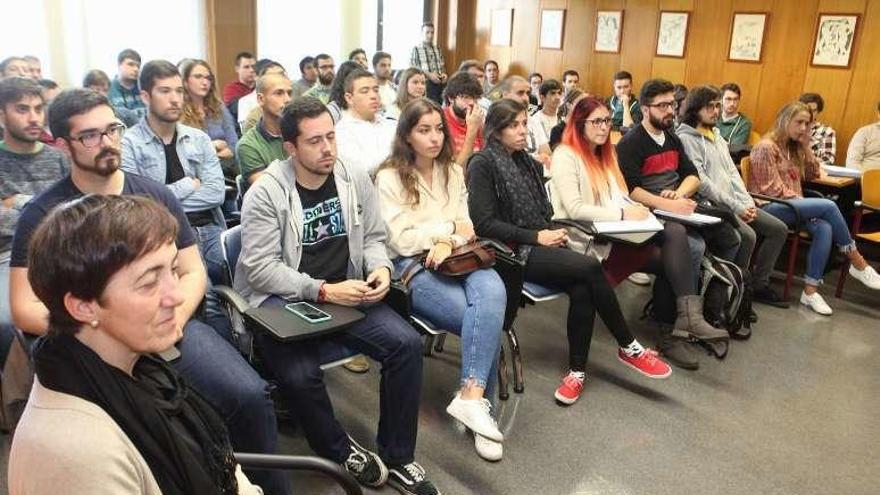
[33,334,239,495]
[483,141,553,230]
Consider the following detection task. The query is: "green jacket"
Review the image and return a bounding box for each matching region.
[717,113,752,146]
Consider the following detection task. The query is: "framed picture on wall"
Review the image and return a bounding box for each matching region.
[728,12,769,62]
[655,11,690,58]
[811,13,860,68]
[490,9,513,47]
[594,10,624,53]
[540,9,566,50]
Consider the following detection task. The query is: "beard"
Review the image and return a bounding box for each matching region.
[649,112,674,131]
[152,107,181,124]
[73,147,122,177]
[452,102,469,120]
[7,124,42,143]
[318,72,334,86]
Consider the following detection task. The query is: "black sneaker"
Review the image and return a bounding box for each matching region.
[388,462,441,495]
[343,436,388,487]
[752,286,790,308]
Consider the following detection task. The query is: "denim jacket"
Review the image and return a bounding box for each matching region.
[121,120,225,225]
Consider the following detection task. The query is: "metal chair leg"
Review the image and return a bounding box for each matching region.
[835,260,850,298]
[784,235,800,300]
[422,334,435,357]
[433,333,447,353]
[498,345,510,401]
[507,326,524,393]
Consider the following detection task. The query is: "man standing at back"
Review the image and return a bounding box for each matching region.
[410,22,447,104]
[108,48,146,125]
[373,52,397,115]
[334,69,396,176]
[222,51,257,109]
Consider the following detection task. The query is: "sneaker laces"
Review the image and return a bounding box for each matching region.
[400,462,426,482]
[346,447,368,474]
[563,372,584,387]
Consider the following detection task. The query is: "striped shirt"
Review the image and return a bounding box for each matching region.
[410,42,445,74]
[809,121,836,166]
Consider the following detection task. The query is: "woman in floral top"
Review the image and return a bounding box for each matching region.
[748,101,880,315]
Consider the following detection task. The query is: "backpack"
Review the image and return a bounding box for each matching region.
[700,255,753,340]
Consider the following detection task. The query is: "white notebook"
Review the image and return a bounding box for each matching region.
[822,165,862,179]
[653,210,722,226]
[592,216,664,233]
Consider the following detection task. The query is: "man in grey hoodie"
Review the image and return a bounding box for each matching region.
[677,86,789,307]
[235,96,441,495]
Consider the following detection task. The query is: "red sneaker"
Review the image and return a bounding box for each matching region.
[618,349,672,379]
[554,372,585,405]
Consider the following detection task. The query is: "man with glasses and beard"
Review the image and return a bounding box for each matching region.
[616,78,740,368]
[0,77,68,363]
[304,53,336,104]
[8,88,289,495]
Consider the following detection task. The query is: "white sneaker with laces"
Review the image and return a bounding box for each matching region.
[446,394,503,442]
[850,264,880,290]
[800,290,833,316]
[628,272,652,285]
[473,433,503,462]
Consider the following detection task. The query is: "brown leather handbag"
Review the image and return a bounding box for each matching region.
[400,240,497,286]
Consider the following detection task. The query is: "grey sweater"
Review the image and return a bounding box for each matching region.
[234,157,392,307]
[0,143,68,256]
[676,124,754,215]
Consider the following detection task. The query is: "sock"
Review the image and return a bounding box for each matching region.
[622,340,645,357]
[569,370,586,380]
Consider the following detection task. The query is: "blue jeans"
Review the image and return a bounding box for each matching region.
[394,258,505,390]
[176,318,288,495]
[254,298,423,466]
[762,198,856,285]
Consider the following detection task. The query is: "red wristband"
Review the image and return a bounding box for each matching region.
[317,283,327,303]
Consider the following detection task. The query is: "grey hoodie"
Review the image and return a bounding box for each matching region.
[676,123,755,215]
[234,157,392,307]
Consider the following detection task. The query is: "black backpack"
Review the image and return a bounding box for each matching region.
[700,255,753,340]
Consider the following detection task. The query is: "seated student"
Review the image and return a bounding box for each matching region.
[607,71,641,132]
[349,48,369,69]
[222,51,256,109]
[0,77,68,361]
[8,195,262,495]
[10,88,286,494]
[748,101,880,315]
[717,83,753,146]
[384,67,426,120]
[672,84,687,128]
[293,56,317,98]
[325,61,364,124]
[467,98,671,406]
[482,60,501,98]
[548,88,586,150]
[499,75,550,168]
[235,96,440,495]
[236,72,292,195]
[561,69,580,98]
[179,59,239,177]
[846,101,880,171]
[373,52,397,114]
[551,96,728,370]
[376,98,506,462]
[238,60,287,134]
[442,72,484,168]
[799,92,836,167]
[528,72,542,106]
[531,79,562,139]
[0,57,30,79]
[303,53,335,104]
[676,86,790,307]
[334,69,397,176]
[108,49,146,125]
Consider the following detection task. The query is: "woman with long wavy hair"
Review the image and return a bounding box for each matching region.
[748,101,880,315]
[179,59,238,171]
[385,67,427,120]
[376,98,507,462]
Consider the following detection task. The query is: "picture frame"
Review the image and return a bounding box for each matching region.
[655,11,690,58]
[539,9,566,50]
[728,12,769,63]
[490,9,513,47]
[811,13,860,68]
[594,10,624,53]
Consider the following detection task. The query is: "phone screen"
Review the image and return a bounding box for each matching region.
[285,302,331,322]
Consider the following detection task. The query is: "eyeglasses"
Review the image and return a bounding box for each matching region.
[645,101,677,111]
[585,117,613,128]
[69,123,126,149]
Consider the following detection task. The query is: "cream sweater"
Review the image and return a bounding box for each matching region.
[9,378,261,495]
[376,163,471,257]
[550,144,628,260]
[846,122,880,171]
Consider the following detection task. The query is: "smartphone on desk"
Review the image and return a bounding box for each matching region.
[284,302,332,324]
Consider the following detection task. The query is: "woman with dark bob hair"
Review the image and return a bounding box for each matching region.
[376,98,507,461]
[8,195,260,495]
[466,99,672,407]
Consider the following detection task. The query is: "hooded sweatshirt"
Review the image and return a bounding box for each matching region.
[676,123,754,215]
[234,157,392,307]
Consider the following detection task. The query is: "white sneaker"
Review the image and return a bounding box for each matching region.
[628,272,652,285]
[849,264,880,290]
[800,291,833,316]
[446,394,504,442]
[474,433,503,462]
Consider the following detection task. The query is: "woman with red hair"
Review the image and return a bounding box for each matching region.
[550,97,728,370]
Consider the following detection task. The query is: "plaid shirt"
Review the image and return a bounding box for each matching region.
[748,139,821,199]
[410,42,445,74]
[809,121,837,166]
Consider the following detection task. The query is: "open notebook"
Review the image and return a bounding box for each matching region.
[592,216,664,234]
[653,210,722,226]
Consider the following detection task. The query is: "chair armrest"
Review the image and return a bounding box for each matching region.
[234,453,363,495]
[752,194,803,227]
[855,200,879,213]
[803,188,825,199]
[552,218,594,235]
[479,237,524,266]
[213,285,251,315]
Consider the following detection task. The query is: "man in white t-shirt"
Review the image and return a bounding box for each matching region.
[335,69,396,176]
[372,52,397,115]
[531,79,562,140]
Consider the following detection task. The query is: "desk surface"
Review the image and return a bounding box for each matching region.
[808,176,857,187]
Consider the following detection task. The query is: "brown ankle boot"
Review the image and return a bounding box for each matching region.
[674,295,729,342]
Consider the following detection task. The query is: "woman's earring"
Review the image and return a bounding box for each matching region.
[90,320,99,328]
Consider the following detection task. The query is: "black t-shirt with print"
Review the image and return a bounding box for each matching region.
[296,177,349,283]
